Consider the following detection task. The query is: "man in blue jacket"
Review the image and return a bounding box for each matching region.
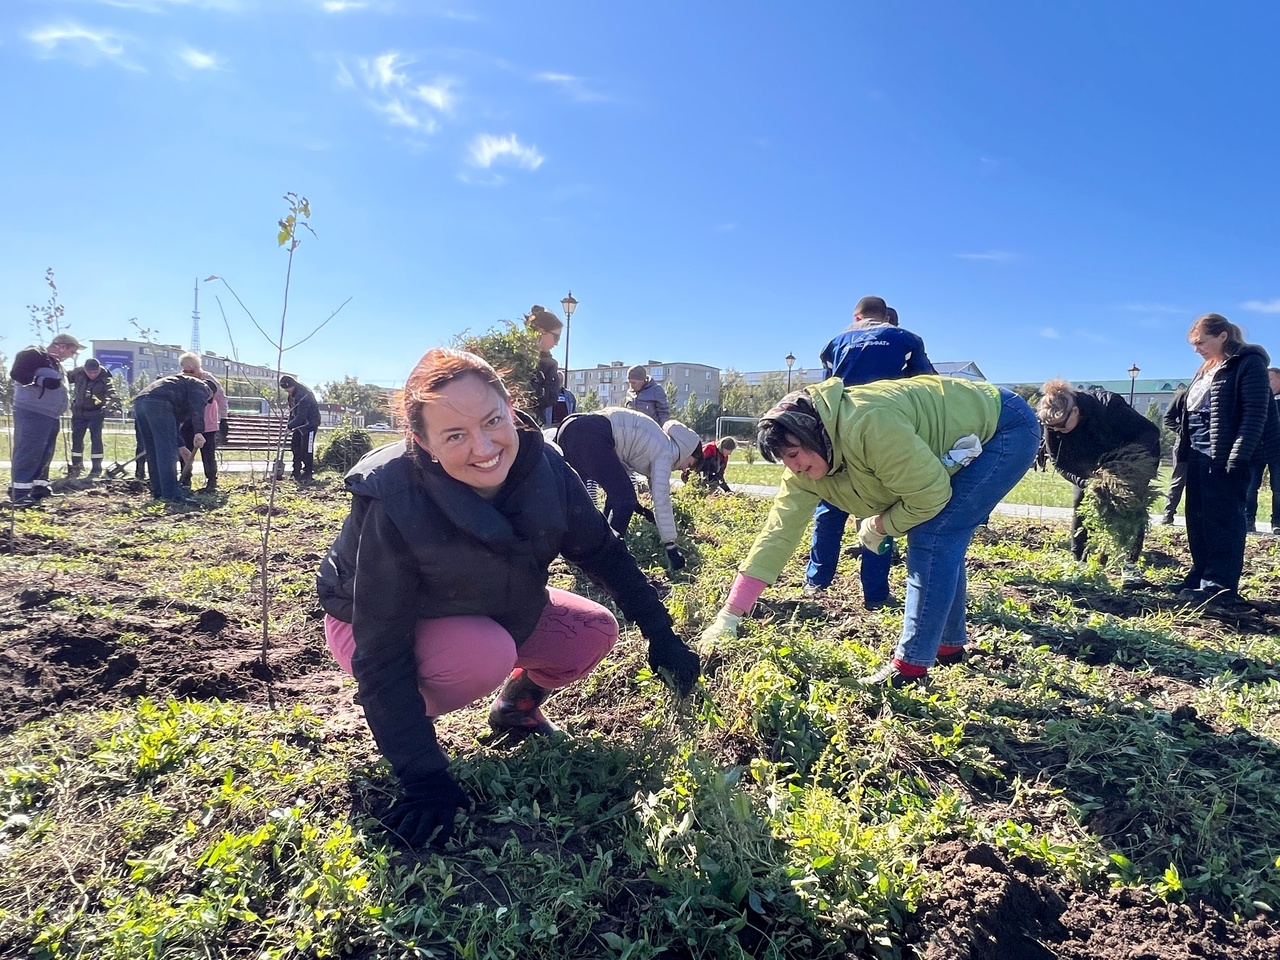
[804,297,936,608]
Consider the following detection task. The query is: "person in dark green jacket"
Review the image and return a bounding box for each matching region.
[317,347,699,849]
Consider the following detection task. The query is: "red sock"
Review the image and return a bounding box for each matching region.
[937,644,965,658]
[891,658,928,678]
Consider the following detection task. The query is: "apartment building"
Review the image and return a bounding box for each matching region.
[572,360,721,408]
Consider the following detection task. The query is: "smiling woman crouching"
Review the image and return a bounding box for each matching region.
[316,347,699,849]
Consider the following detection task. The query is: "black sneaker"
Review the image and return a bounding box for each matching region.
[935,646,969,666]
[863,662,926,688]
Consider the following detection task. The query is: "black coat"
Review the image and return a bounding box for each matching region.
[134,374,212,427]
[286,382,322,432]
[1044,388,1160,488]
[69,367,121,418]
[1164,345,1280,473]
[316,429,677,784]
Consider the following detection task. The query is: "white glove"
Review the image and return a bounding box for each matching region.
[858,516,889,555]
[697,608,741,654]
[942,434,982,468]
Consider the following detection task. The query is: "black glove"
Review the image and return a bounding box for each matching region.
[379,769,468,848]
[647,630,701,697]
[218,418,229,441]
[664,544,686,571]
[634,504,656,525]
[38,377,62,390]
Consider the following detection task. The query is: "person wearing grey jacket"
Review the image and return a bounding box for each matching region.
[553,407,702,570]
[625,365,670,424]
[8,332,83,505]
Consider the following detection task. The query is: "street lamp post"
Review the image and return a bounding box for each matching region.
[1128,363,1140,406]
[560,291,578,385]
[786,352,796,392]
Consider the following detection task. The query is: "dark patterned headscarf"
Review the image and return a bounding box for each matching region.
[756,390,834,468]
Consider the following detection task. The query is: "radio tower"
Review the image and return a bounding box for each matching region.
[190,278,201,353]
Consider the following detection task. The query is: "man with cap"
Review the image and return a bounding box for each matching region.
[8,332,83,505]
[804,297,936,609]
[280,375,322,483]
[625,365,670,424]
[67,357,122,478]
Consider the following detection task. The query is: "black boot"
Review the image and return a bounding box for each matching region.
[67,461,83,479]
[485,668,560,746]
[88,461,103,478]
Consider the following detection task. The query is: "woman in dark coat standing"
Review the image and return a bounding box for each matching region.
[317,348,699,849]
[1164,313,1280,609]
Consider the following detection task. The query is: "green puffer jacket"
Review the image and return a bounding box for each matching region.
[740,375,1002,584]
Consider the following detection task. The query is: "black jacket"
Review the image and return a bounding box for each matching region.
[69,367,121,418]
[316,429,677,785]
[286,382,322,432]
[1044,388,1160,488]
[1164,345,1280,472]
[530,353,560,411]
[133,374,212,427]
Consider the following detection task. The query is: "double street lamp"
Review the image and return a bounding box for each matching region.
[1128,363,1140,406]
[560,291,578,383]
[786,352,796,391]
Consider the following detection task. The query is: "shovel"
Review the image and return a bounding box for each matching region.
[104,453,146,480]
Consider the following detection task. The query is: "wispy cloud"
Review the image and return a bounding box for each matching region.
[468,133,543,171]
[1242,298,1280,314]
[344,52,456,133]
[1040,328,1061,339]
[178,46,220,70]
[534,71,612,103]
[953,250,1016,263]
[27,23,139,69]
[322,0,367,11]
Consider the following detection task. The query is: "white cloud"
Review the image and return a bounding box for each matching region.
[362,51,408,92]
[469,133,543,171]
[413,80,454,113]
[953,250,1016,262]
[1242,298,1280,314]
[344,52,456,133]
[1040,328,1061,339]
[27,23,138,69]
[322,0,367,11]
[179,47,220,70]
[534,71,611,103]
[380,99,436,132]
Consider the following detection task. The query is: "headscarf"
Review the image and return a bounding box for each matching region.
[756,390,834,468]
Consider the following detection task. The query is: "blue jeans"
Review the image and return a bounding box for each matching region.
[807,500,892,607]
[11,407,61,493]
[134,398,184,501]
[896,389,1041,668]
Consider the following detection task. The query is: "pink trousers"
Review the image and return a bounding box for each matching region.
[325,587,618,717]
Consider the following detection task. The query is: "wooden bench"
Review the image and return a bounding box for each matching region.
[220,415,289,452]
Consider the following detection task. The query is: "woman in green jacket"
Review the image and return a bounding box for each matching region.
[699,376,1041,686]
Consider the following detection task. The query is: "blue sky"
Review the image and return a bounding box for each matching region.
[2,0,1278,390]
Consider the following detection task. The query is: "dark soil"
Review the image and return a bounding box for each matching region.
[3,484,1279,959]
[911,841,1280,960]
